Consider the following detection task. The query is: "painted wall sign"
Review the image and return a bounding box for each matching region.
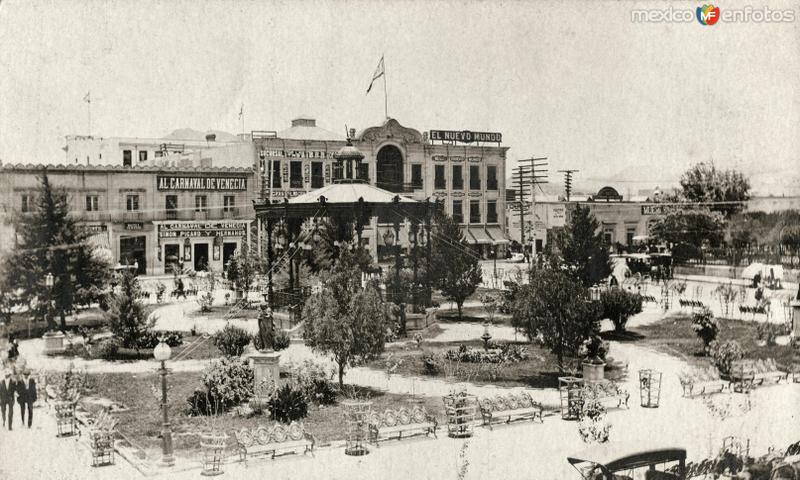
[158,222,248,239]
[259,149,337,159]
[429,130,502,144]
[82,224,108,233]
[449,156,464,163]
[548,205,566,227]
[125,222,144,231]
[157,176,248,191]
[467,156,482,163]
[641,204,667,215]
[432,155,447,162]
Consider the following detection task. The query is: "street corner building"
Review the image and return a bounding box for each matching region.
[0,163,256,276]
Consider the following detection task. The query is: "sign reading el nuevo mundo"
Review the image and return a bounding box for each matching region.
[157,176,248,191]
[429,130,502,144]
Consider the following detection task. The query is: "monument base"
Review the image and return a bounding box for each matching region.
[249,350,281,393]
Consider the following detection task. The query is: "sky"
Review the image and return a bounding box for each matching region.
[1,0,798,196]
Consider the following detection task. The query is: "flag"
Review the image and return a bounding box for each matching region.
[366,56,384,94]
[83,91,91,103]
[238,103,244,120]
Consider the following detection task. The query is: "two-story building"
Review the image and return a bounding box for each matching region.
[0,164,256,275]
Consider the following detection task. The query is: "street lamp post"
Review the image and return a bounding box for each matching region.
[45,273,54,331]
[153,339,175,467]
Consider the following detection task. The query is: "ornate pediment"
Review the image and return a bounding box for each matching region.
[356,118,423,144]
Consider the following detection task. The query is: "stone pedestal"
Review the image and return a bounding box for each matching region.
[249,350,281,396]
[581,362,606,383]
[42,331,66,355]
[792,301,800,338]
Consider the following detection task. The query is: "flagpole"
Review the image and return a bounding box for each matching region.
[86,92,91,136]
[382,58,388,119]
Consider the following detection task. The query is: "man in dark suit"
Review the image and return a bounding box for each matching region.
[17,368,36,428]
[0,370,17,430]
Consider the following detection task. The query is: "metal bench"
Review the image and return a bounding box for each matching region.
[583,380,630,409]
[478,392,543,430]
[234,422,315,464]
[679,367,727,397]
[368,406,437,444]
[730,358,788,392]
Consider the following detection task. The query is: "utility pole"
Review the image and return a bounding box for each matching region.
[557,169,579,201]
[517,157,548,261]
[511,167,532,248]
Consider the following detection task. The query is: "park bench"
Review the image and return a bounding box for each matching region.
[84,409,118,467]
[678,367,727,397]
[640,295,657,303]
[367,405,438,444]
[478,392,544,430]
[678,299,706,309]
[234,422,315,464]
[582,380,629,409]
[729,358,788,392]
[739,304,767,315]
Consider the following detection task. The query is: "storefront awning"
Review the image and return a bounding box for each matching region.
[460,227,478,244]
[486,227,510,245]
[86,232,111,250]
[470,228,493,245]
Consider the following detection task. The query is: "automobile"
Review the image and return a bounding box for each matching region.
[567,444,687,479]
[509,252,526,263]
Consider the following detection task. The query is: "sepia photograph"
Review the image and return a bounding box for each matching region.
[0,1,798,479]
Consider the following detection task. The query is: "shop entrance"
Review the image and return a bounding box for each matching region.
[164,244,181,274]
[376,145,404,193]
[194,243,209,271]
[119,236,146,275]
[222,242,237,270]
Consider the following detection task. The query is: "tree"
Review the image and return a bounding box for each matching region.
[429,211,483,319]
[599,289,643,333]
[226,242,259,297]
[302,249,392,387]
[781,227,800,267]
[510,267,599,370]
[651,209,725,263]
[557,205,612,287]
[678,163,750,218]
[3,171,110,330]
[107,269,152,356]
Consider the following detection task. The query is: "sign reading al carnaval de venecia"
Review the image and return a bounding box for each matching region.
[157,175,248,191]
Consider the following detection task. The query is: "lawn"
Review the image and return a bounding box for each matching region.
[365,339,625,389]
[436,306,512,325]
[54,334,222,361]
[621,314,799,371]
[82,372,442,461]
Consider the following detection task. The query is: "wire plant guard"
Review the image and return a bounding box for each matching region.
[639,369,663,408]
[443,389,478,438]
[342,400,372,456]
[200,431,228,476]
[559,376,585,421]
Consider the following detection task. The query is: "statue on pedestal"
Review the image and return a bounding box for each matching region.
[256,304,274,352]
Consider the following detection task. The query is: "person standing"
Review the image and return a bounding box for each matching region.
[7,337,19,365]
[17,368,36,428]
[0,370,17,430]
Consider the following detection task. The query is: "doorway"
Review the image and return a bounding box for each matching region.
[222,242,237,271]
[376,145,404,192]
[194,243,209,271]
[164,244,180,274]
[119,236,146,275]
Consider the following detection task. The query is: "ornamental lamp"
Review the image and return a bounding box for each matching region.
[153,339,172,362]
[45,273,54,288]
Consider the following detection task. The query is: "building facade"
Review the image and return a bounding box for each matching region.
[253,118,510,258]
[0,164,256,275]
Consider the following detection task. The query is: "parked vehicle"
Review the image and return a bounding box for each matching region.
[567,444,687,479]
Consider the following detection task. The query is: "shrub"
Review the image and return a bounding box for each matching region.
[212,324,253,357]
[422,354,439,375]
[268,384,308,422]
[46,363,95,401]
[600,289,643,332]
[707,340,745,376]
[288,360,337,405]
[197,291,214,312]
[273,330,291,351]
[137,331,183,350]
[579,335,609,364]
[202,357,254,411]
[186,389,222,416]
[93,337,121,360]
[691,307,719,348]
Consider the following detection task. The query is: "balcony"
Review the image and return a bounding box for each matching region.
[166,210,178,221]
[223,208,239,219]
[123,211,144,222]
[194,210,209,221]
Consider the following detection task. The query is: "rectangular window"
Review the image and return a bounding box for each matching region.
[21,194,32,213]
[357,162,369,181]
[469,165,481,190]
[138,150,148,162]
[469,200,481,223]
[195,195,208,212]
[487,200,498,223]
[333,162,343,181]
[85,195,99,212]
[123,150,132,167]
[626,228,636,246]
[311,162,324,188]
[411,164,423,189]
[452,200,463,224]
[126,194,139,211]
[272,160,281,188]
[224,195,236,212]
[452,165,463,190]
[290,161,303,188]
[487,165,498,190]
[434,165,446,190]
[166,195,178,219]
[603,225,615,244]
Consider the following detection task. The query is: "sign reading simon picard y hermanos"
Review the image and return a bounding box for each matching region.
[429,130,502,144]
[157,176,248,191]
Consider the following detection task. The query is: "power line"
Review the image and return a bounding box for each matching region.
[557,169,579,201]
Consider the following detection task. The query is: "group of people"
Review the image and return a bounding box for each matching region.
[1,336,37,430]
